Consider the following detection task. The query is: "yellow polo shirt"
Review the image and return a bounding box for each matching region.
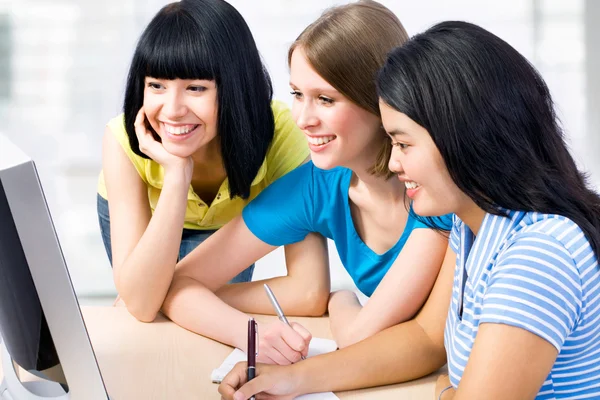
[97,100,308,230]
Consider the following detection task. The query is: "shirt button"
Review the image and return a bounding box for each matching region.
[217,194,221,199]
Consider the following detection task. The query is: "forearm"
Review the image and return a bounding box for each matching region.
[162,275,250,350]
[294,319,447,393]
[116,175,189,321]
[216,275,329,317]
[327,291,363,347]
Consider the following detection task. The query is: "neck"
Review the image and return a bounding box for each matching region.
[191,136,224,177]
[456,201,487,236]
[351,166,403,200]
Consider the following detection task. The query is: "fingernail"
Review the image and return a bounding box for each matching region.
[233,392,244,400]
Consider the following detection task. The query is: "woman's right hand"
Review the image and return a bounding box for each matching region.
[134,107,193,181]
[218,362,303,400]
[257,321,312,365]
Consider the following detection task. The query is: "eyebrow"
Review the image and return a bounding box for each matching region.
[289,82,339,94]
[388,129,409,138]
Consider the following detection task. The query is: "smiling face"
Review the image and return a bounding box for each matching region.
[142,77,219,158]
[289,48,383,171]
[380,100,471,217]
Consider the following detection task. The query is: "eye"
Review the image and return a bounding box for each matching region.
[318,95,334,105]
[147,82,163,90]
[290,90,303,99]
[391,141,408,150]
[188,85,207,93]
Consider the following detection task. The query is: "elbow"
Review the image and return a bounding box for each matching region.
[124,300,159,323]
[116,284,161,323]
[428,344,448,371]
[301,288,329,317]
[282,286,329,317]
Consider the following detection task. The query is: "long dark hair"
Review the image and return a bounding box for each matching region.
[123,0,274,199]
[378,21,600,257]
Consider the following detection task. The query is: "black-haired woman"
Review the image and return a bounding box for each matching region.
[96,0,325,330]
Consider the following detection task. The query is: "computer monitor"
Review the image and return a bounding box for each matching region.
[0,134,109,399]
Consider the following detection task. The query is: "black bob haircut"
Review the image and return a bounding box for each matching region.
[123,0,274,199]
[378,21,600,259]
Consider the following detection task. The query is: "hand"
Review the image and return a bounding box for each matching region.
[218,362,301,400]
[435,374,454,399]
[256,321,311,365]
[134,107,193,180]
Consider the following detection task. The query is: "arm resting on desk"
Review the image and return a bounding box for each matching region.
[220,245,455,399]
[162,216,330,349]
[103,127,190,323]
[329,231,448,348]
[298,245,454,391]
[216,232,330,317]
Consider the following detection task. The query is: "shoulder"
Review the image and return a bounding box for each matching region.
[104,113,149,182]
[511,213,591,262]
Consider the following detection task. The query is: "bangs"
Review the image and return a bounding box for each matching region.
[138,10,217,81]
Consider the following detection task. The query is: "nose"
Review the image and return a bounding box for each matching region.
[294,101,319,131]
[388,149,404,175]
[162,91,188,120]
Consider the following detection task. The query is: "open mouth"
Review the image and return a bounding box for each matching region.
[307,135,336,147]
[161,123,201,141]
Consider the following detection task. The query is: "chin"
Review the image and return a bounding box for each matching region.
[310,155,339,171]
[161,143,195,159]
[411,202,444,218]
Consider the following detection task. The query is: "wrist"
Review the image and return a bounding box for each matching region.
[291,360,314,395]
[163,168,192,189]
[438,385,453,400]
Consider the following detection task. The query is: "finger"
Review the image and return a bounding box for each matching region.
[233,374,273,400]
[264,342,292,365]
[281,323,311,357]
[218,362,247,399]
[269,334,302,364]
[134,107,147,133]
[290,322,312,344]
[257,352,277,365]
[290,323,312,358]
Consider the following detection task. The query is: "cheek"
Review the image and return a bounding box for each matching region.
[290,101,301,123]
[142,93,160,117]
[326,108,361,136]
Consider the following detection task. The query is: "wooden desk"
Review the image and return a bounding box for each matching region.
[2,307,442,399]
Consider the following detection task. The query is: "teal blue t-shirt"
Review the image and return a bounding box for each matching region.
[242,162,453,296]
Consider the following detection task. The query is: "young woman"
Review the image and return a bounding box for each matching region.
[96,0,324,323]
[219,21,600,400]
[162,0,451,365]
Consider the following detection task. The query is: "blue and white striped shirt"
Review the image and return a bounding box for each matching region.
[446,210,600,399]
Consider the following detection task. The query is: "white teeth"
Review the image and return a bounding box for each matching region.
[307,135,336,146]
[405,181,420,190]
[164,124,197,135]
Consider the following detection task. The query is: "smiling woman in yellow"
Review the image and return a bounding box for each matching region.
[97,100,305,230]
[95,0,325,328]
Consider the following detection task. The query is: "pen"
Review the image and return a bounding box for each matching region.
[263,283,306,360]
[247,318,257,400]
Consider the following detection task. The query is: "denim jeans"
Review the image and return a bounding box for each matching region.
[96,194,254,283]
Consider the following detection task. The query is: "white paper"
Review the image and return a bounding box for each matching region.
[211,337,339,399]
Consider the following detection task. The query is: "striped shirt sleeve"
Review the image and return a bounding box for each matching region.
[480,232,583,351]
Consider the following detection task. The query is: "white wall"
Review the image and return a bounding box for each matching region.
[0,0,593,302]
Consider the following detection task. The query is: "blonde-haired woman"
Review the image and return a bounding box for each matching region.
[163,0,451,365]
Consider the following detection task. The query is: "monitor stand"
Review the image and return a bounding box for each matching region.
[0,342,68,400]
